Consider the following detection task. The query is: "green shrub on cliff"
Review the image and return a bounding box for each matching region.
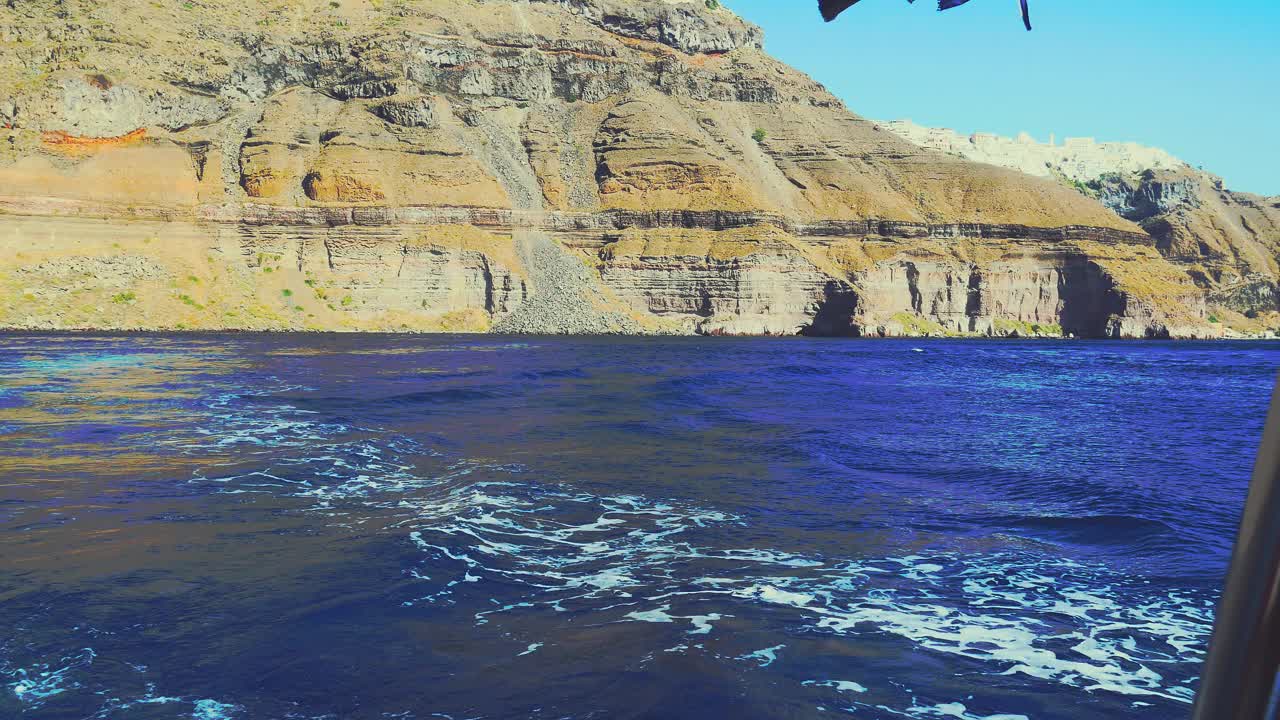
[994,318,1063,337]
[111,292,136,304]
[752,128,767,143]
[892,312,946,336]
[1034,322,1064,336]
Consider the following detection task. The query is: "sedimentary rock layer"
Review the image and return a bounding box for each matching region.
[0,214,1209,339]
[882,121,1280,335]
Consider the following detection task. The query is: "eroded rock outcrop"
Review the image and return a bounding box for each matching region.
[882,121,1280,335]
[0,218,526,332]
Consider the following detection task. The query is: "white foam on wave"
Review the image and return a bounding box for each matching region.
[192,698,240,719]
[0,642,240,720]
[161,377,1215,716]
[803,679,868,693]
[92,690,240,720]
[181,400,1203,713]
[625,605,728,636]
[162,382,349,454]
[738,645,785,668]
[626,606,675,624]
[2,647,96,708]
[903,702,1029,720]
[400,478,1212,707]
[737,583,815,607]
[780,556,1206,705]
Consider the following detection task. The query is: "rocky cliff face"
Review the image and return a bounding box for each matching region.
[883,121,1280,336]
[0,0,1224,337]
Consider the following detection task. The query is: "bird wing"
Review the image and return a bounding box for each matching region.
[819,0,916,23]
[820,0,1029,29]
[937,0,1032,30]
[819,0,863,22]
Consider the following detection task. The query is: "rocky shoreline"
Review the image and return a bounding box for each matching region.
[0,210,1221,339]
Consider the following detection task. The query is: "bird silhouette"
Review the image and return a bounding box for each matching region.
[819,0,1032,31]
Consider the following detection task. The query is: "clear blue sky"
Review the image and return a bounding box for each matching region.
[726,0,1279,195]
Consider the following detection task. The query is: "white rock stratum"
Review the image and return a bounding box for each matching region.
[880,120,1189,183]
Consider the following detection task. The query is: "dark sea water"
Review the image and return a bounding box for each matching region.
[1,334,1276,720]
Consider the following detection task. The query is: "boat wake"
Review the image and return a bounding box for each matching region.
[180,385,1213,716]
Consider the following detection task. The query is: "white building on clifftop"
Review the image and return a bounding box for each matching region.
[881,119,1188,183]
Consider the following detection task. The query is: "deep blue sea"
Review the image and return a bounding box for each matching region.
[1,334,1276,720]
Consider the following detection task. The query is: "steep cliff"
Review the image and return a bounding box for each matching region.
[883,121,1280,336]
[0,0,1220,337]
